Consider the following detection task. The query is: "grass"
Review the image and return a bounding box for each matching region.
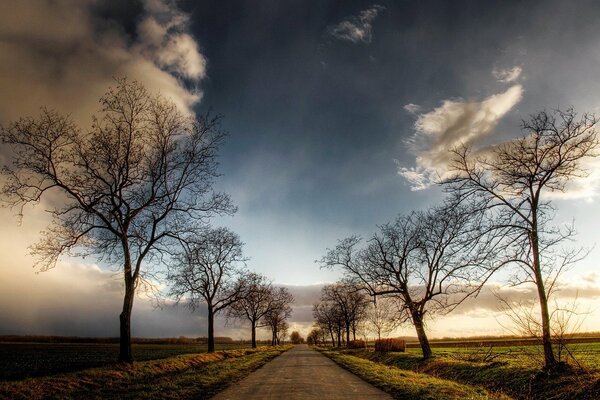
[0,342,250,380]
[0,345,291,400]
[320,349,510,400]
[320,346,600,400]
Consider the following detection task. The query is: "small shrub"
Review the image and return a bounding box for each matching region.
[375,338,406,352]
[348,340,366,349]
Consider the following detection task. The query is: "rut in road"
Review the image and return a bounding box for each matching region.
[211,344,391,400]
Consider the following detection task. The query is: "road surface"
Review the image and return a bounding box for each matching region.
[211,344,392,400]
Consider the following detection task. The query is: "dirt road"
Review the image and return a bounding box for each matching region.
[211,344,391,399]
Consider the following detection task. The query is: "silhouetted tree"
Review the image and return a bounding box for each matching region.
[290,331,304,344]
[263,287,294,345]
[444,108,598,368]
[307,327,324,345]
[320,283,368,347]
[322,199,498,358]
[227,272,279,348]
[169,227,246,353]
[0,79,234,362]
[313,300,343,346]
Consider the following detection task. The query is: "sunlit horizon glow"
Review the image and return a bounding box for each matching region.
[1,0,600,340]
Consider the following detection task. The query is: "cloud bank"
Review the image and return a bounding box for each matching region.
[328,5,385,44]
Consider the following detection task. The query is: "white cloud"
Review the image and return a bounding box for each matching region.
[399,85,524,190]
[545,157,600,202]
[136,0,206,81]
[492,66,523,83]
[403,103,421,114]
[328,5,385,44]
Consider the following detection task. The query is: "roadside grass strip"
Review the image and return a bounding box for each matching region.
[322,350,512,400]
[0,345,291,400]
[325,348,600,400]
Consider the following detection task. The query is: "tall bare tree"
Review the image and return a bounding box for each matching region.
[0,79,234,362]
[169,227,246,353]
[227,272,278,348]
[322,199,498,358]
[444,108,598,368]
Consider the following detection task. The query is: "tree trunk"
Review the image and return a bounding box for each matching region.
[345,323,350,347]
[329,329,335,346]
[207,306,215,353]
[251,321,257,348]
[411,310,432,358]
[119,262,135,363]
[530,229,557,368]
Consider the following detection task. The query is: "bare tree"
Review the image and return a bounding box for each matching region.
[290,331,304,344]
[366,297,402,341]
[322,199,498,358]
[227,272,279,348]
[444,108,598,368]
[169,227,247,353]
[320,283,369,347]
[307,327,324,345]
[262,287,294,345]
[496,293,588,368]
[0,79,234,362]
[313,300,343,346]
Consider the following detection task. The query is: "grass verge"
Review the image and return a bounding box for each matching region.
[323,348,600,400]
[319,348,511,400]
[0,345,291,400]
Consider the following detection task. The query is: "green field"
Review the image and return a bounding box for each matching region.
[0,342,250,380]
[318,342,600,400]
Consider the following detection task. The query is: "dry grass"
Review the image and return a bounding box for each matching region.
[0,346,291,400]
[320,349,511,400]
[325,347,600,400]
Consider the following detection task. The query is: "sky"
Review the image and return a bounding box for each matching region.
[1,0,600,340]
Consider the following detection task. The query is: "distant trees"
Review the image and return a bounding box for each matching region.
[322,283,368,345]
[227,273,294,348]
[312,282,368,347]
[313,297,344,346]
[169,227,247,353]
[444,108,599,368]
[290,331,304,344]
[322,199,498,358]
[0,79,235,362]
[262,287,294,345]
[307,327,325,345]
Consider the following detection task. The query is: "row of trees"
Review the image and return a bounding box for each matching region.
[320,108,598,369]
[167,229,294,351]
[312,283,400,347]
[0,79,294,362]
